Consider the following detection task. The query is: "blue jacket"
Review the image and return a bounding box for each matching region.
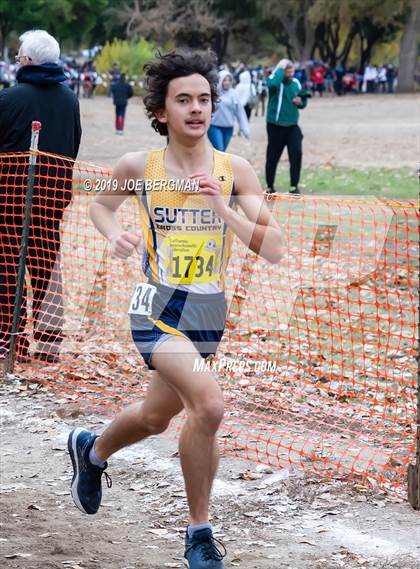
[111,79,133,107]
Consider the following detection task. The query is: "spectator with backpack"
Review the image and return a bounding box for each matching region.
[110,73,133,135]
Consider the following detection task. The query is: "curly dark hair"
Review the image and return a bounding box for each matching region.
[143,49,219,136]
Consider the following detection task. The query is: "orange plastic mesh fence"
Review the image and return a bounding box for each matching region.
[1,151,418,496]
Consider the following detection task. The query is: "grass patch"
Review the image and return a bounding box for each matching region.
[271,167,418,200]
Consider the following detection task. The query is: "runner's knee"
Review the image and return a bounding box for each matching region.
[190,399,224,435]
[139,410,173,435]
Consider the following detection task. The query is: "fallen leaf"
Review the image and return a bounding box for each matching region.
[238,470,263,481]
[148,529,169,536]
[27,504,44,511]
[243,511,260,518]
[320,510,340,517]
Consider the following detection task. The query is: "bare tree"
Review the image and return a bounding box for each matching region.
[105,0,168,44]
[260,0,317,61]
[107,0,229,61]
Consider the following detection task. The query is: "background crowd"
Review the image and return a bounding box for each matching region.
[0,57,400,98]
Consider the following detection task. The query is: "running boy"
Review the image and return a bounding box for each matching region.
[68,50,283,569]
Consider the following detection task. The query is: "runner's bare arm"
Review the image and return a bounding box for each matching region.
[89,151,146,259]
[191,156,284,263]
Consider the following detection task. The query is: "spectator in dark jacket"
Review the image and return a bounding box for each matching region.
[386,64,396,93]
[0,29,81,364]
[110,73,133,134]
[334,64,345,96]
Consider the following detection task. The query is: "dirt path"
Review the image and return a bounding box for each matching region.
[77,93,418,171]
[1,380,419,569]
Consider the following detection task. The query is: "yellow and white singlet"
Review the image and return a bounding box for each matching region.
[137,147,236,294]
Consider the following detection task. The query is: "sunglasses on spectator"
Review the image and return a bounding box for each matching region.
[15,55,32,63]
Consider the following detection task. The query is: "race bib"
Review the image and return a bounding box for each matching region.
[128,283,157,316]
[165,235,223,284]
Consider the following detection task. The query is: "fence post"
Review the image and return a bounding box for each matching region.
[4,121,42,374]
[408,366,420,509]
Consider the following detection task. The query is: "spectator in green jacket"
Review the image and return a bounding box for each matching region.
[265,59,308,195]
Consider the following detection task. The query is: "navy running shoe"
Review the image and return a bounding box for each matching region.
[68,428,111,514]
[184,527,226,569]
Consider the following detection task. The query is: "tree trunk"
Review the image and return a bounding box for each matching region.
[267,28,293,59]
[360,42,373,72]
[339,26,358,68]
[398,0,419,93]
[329,19,341,68]
[279,14,302,60]
[359,27,383,72]
[314,23,328,63]
[301,11,315,61]
[213,29,229,64]
[358,33,365,71]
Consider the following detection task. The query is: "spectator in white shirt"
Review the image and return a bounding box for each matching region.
[363,63,378,93]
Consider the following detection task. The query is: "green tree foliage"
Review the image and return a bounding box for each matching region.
[0,0,40,56]
[90,0,127,46]
[94,37,155,76]
[0,0,109,56]
[49,0,110,47]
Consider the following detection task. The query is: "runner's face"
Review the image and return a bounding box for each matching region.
[157,74,212,139]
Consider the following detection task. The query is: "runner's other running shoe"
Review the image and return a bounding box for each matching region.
[68,428,111,514]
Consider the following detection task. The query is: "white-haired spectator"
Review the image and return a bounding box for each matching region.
[17,30,60,65]
[0,30,81,364]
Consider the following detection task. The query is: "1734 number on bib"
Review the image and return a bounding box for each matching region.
[165,235,222,284]
[128,283,157,316]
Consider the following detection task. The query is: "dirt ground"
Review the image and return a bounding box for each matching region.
[1,94,420,569]
[1,381,419,569]
[76,93,419,171]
